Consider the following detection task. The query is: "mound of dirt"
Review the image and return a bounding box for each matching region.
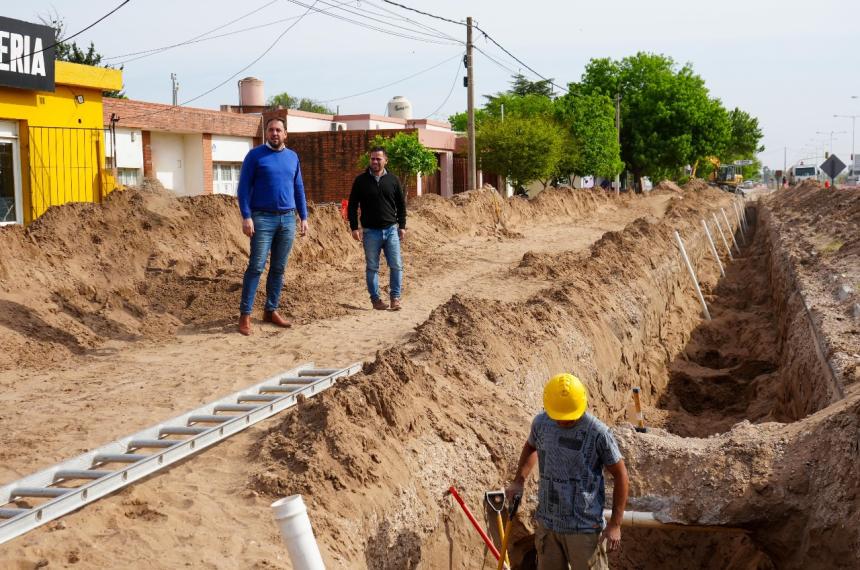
[683,178,711,192]
[654,180,683,193]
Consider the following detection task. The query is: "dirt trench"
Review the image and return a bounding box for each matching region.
[252,186,855,570]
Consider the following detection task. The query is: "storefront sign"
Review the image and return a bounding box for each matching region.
[0,16,55,92]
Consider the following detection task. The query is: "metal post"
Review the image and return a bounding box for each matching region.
[466,17,476,191]
[721,208,741,254]
[171,73,179,106]
[712,212,733,260]
[701,219,725,277]
[674,230,711,320]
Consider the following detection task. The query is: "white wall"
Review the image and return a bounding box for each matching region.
[211,135,252,162]
[341,118,405,131]
[104,128,143,168]
[183,134,203,196]
[150,132,185,194]
[287,115,338,132]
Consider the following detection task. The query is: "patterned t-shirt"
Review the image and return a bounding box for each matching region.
[527,411,623,533]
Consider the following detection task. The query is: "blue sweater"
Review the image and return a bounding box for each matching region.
[237,145,308,220]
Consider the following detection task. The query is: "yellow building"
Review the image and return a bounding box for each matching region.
[1,49,122,225]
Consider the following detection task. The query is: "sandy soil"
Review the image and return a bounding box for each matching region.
[0,185,671,569]
[1,180,855,570]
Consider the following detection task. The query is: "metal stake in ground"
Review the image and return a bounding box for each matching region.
[674,230,711,320]
[701,219,725,277]
[721,208,742,254]
[712,212,734,260]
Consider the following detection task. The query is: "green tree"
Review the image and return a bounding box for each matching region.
[477,117,564,190]
[555,89,623,179]
[509,73,555,97]
[359,132,439,193]
[41,15,125,98]
[267,92,333,114]
[577,52,730,183]
[725,108,765,159]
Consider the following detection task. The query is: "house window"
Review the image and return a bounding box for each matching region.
[117,168,141,187]
[213,162,243,196]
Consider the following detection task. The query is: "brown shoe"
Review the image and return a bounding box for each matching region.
[371,298,388,310]
[238,314,252,336]
[263,310,291,328]
[390,298,402,311]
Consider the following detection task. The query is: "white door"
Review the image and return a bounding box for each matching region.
[0,121,23,225]
[213,163,241,196]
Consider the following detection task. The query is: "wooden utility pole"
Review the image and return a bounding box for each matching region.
[466,17,476,191]
[614,93,621,195]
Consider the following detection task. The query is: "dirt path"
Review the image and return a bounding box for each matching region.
[0,195,671,482]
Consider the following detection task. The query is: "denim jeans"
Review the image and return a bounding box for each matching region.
[240,211,296,315]
[363,225,403,301]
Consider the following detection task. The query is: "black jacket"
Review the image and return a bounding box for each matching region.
[348,170,406,231]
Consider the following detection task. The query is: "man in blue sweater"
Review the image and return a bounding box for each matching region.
[236,117,308,336]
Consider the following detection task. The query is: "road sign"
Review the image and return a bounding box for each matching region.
[820,155,846,179]
[733,159,754,166]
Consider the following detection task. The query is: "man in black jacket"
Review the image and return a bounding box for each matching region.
[348,147,406,311]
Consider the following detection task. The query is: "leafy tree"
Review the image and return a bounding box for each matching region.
[509,73,555,97]
[555,89,623,179]
[725,108,765,159]
[41,15,125,98]
[477,117,565,190]
[267,92,333,114]
[359,132,439,193]
[577,52,729,183]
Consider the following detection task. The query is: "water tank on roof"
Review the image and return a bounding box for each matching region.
[387,95,413,119]
[239,77,265,107]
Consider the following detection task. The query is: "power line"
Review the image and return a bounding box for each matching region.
[12,0,132,63]
[119,0,320,122]
[104,0,283,61]
[110,0,358,65]
[424,56,463,119]
[365,0,460,41]
[377,1,568,93]
[320,52,462,103]
[379,0,464,27]
[473,24,567,94]
[282,0,460,45]
[312,0,461,42]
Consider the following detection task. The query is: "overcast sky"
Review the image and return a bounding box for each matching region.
[8,0,860,171]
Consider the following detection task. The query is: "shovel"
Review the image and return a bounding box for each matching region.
[496,494,521,570]
[485,490,509,567]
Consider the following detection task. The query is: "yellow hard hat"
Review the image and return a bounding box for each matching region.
[543,373,588,421]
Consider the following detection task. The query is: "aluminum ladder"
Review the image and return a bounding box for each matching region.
[0,362,361,545]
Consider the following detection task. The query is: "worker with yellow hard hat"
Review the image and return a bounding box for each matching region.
[506,373,629,570]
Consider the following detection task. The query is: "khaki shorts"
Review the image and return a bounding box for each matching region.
[535,523,608,570]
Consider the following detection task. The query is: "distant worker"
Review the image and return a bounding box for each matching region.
[236,117,308,336]
[507,374,629,569]
[782,175,787,189]
[348,147,406,311]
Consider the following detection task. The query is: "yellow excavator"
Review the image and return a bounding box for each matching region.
[706,157,743,191]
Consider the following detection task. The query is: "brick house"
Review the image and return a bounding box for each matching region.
[103,101,455,203]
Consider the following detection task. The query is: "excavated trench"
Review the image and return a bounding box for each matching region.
[506,202,839,569]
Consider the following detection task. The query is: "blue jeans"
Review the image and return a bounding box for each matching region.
[363,225,403,301]
[240,211,296,315]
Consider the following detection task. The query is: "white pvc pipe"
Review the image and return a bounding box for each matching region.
[701,219,725,277]
[602,510,745,534]
[272,495,326,570]
[674,230,711,320]
[731,202,746,244]
[711,212,734,260]
[721,208,741,254]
